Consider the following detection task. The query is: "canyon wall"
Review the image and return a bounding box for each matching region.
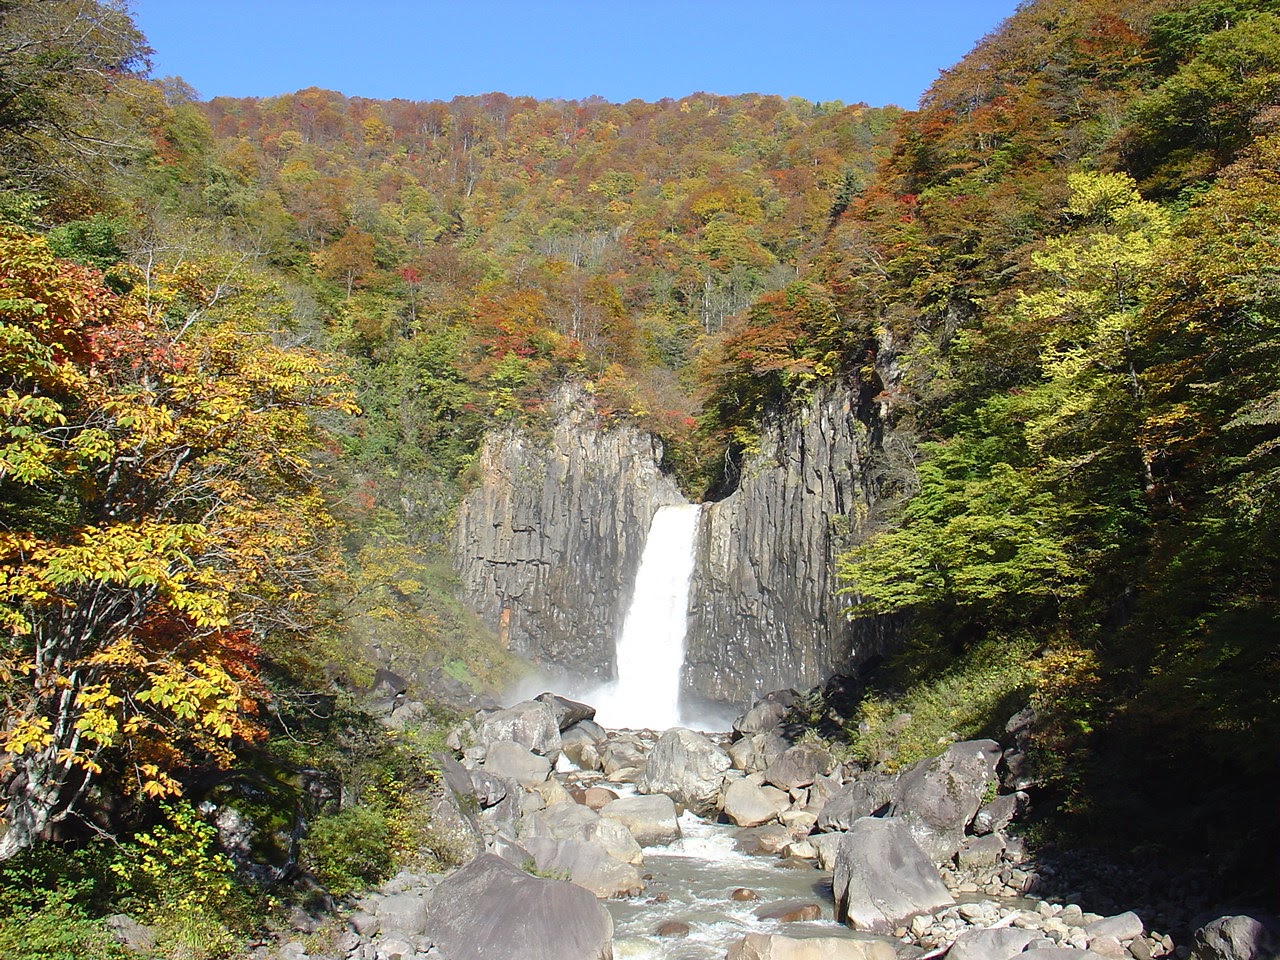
[684,388,898,704]
[451,392,684,681]
[451,385,898,706]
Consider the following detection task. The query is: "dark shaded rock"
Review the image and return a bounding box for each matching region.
[424,854,614,960]
[755,902,823,922]
[832,817,953,933]
[371,668,410,698]
[973,791,1027,835]
[888,739,1001,862]
[762,743,832,791]
[1191,916,1278,960]
[636,727,731,815]
[537,692,597,731]
[732,888,761,901]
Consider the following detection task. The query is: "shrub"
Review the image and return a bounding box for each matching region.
[301,804,394,896]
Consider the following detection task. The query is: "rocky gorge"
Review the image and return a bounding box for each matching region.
[246,691,1275,960]
[451,383,903,705]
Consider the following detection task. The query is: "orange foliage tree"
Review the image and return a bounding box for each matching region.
[0,230,354,858]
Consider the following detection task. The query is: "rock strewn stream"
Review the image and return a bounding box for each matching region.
[255,693,1272,960]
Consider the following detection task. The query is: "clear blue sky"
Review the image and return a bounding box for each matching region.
[133,1,1021,109]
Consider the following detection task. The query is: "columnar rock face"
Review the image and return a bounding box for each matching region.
[685,388,898,703]
[451,384,900,706]
[451,389,684,680]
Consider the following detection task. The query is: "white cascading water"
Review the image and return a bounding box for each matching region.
[592,503,700,730]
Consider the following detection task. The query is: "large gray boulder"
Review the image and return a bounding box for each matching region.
[832,817,954,933]
[600,737,647,778]
[522,835,644,899]
[599,795,680,846]
[723,774,791,828]
[888,739,1001,862]
[475,701,563,760]
[636,727,731,815]
[949,926,1039,960]
[1192,915,1279,960]
[520,801,643,866]
[733,699,789,738]
[762,742,832,791]
[815,775,896,831]
[424,854,614,959]
[727,933,897,960]
[483,740,552,788]
[562,726,604,771]
[536,692,596,731]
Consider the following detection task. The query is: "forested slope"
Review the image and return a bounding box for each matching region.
[0,0,1276,950]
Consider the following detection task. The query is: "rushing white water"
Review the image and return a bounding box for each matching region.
[592,503,700,730]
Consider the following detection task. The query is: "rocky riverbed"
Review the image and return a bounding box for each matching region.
[248,692,1276,960]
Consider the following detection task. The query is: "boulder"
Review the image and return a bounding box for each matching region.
[105,915,156,954]
[832,817,953,933]
[1085,912,1144,942]
[475,701,563,760]
[574,786,619,811]
[521,801,642,866]
[636,727,731,815]
[600,795,680,846]
[483,740,552,788]
[600,737,647,777]
[723,775,791,828]
[1191,916,1278,960]
[562,726,604,771]
[949,926,1039,960]
[536,692,596,731]
[734,699,789,738]
[727,933,897,960]
[375,893,429,937]
[522,835,644,899]
[762,743,832,791]
[424,854,614,960]
[655,920,691,938]
[810,832,843,871]
[755,902,823,922]
[972,791,1027,836]
[584,816,644,866]
[815,776,896,831]
[888,739,1002,862]
[530,776,574,807]
[956,833,1006,872]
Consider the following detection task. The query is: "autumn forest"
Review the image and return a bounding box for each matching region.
[0,0,1278,954]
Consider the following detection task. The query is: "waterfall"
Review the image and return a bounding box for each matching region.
[592,503,700,730]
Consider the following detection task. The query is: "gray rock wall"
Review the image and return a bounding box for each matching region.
[451,390,684,680]
[451,384,899,707]
[684,387,898,704]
